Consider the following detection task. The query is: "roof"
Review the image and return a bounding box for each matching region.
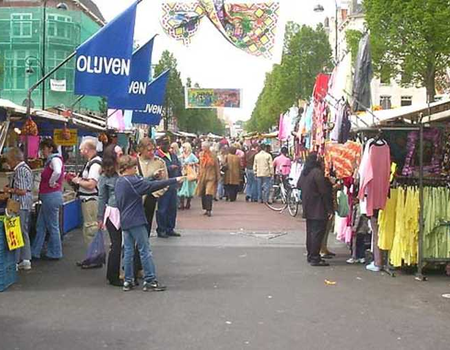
[78,0,105,23]
[351,98,450,129]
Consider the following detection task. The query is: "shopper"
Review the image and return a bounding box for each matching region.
[273,147,292,178]
[72,139,102,269]
[115,155,184,292]
[245,143,259,202]
[31,139,64,261]
[223,146,241,202]
[297,153,334,267]
[97,145,123,286]
[253,144,273,203]
[217,146,229,200]
[137,137,168,234]
[196,141,220,217]
[4,148,33,270]
[178,142,199,210]
[155,137,182,238]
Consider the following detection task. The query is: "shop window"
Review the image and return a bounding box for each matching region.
[380,95,392,110]
[11,13,33,38]
[47,14,73,39]
[401,96,412,106]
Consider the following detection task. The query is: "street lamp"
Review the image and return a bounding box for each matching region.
[25,56,44,108]
[314,1,339,64]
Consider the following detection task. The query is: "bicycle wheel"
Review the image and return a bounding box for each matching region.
[266,184,287,211]
[288,188,299,217]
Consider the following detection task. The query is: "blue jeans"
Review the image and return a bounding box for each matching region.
[32,192,63,259]
[156,187,178,235]
[16,209,31,262]
[123,224,157,283]
[256,177,271,202]
[245,169,258,200]
[217,179,224,199]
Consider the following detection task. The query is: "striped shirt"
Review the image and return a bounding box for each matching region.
[9,161,33,210]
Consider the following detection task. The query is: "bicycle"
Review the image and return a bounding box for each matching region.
[265,175,300,217]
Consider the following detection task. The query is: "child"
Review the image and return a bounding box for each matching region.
[115,155,185,291]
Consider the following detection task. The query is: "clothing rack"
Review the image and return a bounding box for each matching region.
[358,123,450,280]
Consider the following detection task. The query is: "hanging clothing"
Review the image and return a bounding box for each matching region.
[358,141,391,216]
[324,141,362,179]
[313,74,330,101]
[378,189,398,251]
[352,34,372,112]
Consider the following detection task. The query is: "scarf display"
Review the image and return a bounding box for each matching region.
[161,0,280,58]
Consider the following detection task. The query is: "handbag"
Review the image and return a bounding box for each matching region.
[6,198,20,215]
[185,165,198,181]
[336,190,350,218]
[4,215,24,251]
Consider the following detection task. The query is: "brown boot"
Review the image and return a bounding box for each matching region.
[185,197,191,210]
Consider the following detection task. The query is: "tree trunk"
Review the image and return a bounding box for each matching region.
[425,64,436,103]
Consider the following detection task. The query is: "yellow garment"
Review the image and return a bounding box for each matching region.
[390,187,405,267]
[378,189,398,251]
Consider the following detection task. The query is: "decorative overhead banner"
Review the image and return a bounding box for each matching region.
[186,88,241,109]
[161,1,280,58]
[74,1,138,97]
[131,70,171,125]
[107,36,156,110]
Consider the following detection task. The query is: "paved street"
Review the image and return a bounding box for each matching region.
[1,198,450,350]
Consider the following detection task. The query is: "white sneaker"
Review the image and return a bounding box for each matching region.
[346,258,357,264]
[18,260,32,271]
[366,262,381,272]
[346,258,366,264]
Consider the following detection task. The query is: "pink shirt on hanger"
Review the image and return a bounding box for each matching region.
[358,143,391,216]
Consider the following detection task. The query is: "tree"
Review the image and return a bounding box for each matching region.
[154,51,185,130]
[247,23,333,132]
[364,0,450,102]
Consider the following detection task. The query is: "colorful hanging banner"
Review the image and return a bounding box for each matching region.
[161,1,280,58]
[107,36,155,110]
[186,88,241,109]
[131,70,171,125]
[74,1,137,97]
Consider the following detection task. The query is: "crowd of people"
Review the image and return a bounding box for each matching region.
[6,133,347,290]
[3,132,295,290]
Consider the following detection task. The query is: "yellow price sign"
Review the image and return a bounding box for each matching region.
[4,216,24,251]
[54,129,77,146]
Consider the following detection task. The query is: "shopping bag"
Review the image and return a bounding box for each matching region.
[185,165,198,181]
[83,230,106,266]
[3,216,24,251]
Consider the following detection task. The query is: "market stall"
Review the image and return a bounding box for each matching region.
[0,99,107,238]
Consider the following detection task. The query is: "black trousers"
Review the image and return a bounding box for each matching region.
[225,185,239,202]
[144,194,158,234]
[202,195,213,211]
[306,219,328,263]
[105,218,122,284]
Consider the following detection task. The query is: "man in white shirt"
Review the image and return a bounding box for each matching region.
[253,144,274,203]
[72,139,102,268]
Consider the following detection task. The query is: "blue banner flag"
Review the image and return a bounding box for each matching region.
[107,37,155,110]
[131,70,170,125]
[74,1,138,97]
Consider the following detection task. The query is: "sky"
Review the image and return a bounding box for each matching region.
[92,0,337,122]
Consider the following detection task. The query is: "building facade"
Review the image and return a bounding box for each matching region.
[0,0,105,113]
[324,0,427,109]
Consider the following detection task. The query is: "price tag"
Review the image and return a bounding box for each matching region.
[4,216,24,251]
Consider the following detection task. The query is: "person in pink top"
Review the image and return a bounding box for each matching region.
[273,147,292,177]
[31,139,65,260]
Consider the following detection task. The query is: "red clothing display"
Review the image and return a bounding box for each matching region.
[313,73,330,101]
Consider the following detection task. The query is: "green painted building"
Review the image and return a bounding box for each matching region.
[0,0,105,113]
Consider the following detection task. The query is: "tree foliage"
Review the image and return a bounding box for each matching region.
[247,23,333,132]
[364,0,450,102]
